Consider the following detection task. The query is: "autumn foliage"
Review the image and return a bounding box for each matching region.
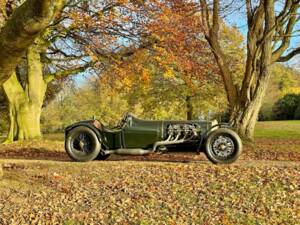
[80,0,218,94]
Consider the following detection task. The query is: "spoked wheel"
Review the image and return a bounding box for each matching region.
[205,128,242,164]
[65,126,101,162]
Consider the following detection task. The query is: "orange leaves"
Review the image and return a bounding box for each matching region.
[77,0,219,97]
[141,68,151,83]
[143,0,217,88]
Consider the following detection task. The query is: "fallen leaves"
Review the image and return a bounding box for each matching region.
[0,161,299,224]
[0,163,2,179]
[0,138,299,224]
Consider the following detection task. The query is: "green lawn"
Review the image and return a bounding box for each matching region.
[47,120,300,140]
[1,120,300,143]
[41,120,300,140]
[255,120,300,139]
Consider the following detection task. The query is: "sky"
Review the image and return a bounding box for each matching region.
[225,2,300,69]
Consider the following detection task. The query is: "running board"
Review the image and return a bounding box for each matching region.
[105,149,152,156]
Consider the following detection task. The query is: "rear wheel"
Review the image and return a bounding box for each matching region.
[65,126,101,162]
[205,128,242,164]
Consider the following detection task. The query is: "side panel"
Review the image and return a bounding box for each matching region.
[123,119,163,149]
[102,131,123,150]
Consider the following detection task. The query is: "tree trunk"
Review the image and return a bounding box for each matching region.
[3,46,46,143]
[186,96,193,120]
[230,99,262,141]
[5,99,43,142]
[230,64,272,140]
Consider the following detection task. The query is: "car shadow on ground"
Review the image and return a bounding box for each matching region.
[106,153,209,163]
[0,148,210,163]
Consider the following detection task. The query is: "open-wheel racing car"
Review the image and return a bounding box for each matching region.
[65,113,242,164]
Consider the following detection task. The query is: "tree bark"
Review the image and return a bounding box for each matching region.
[229,69,271,140]
[3,46,46,143]
[0,0,65,86]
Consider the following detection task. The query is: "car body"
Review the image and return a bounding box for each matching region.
[65,113,242,164]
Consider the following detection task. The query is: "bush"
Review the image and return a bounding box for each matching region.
[273,94,300,120]
[294,103,300,120]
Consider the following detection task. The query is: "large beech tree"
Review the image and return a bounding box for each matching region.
[2,41,89,142]
[1,0,150,142]
[200,0,300,139]
[0,0,65,86]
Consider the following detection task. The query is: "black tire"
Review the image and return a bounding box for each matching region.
[65,126,101,162]
[205,128,242,164]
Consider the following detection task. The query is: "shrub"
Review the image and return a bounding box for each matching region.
[294,103,300,120]
[273,94,300,120]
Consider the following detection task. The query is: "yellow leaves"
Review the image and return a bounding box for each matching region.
[163,68,174,78]
[281,87,300,96]
[0,164,3,179]
[123,77,133,88]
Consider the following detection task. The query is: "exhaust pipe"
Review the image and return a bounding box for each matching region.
[105,149,152,156]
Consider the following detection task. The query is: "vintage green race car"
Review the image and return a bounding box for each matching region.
[65,113,242,164]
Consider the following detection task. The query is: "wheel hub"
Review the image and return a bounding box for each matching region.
[73,132,93,153]
[79,141,85,150]
[212,135,235,158]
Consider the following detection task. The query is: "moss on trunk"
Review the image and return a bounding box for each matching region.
[3,46,47,143]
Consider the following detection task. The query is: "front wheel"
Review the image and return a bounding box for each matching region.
[205,128,242,164]
[65,126,101,162]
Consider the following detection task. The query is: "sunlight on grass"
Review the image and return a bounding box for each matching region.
[43,121,300,141]
[255,121,300,139]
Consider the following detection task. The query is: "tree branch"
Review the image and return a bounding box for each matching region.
[0,0,65,86]
[272,2,299,62]
[44,62,93,83]
[277,46,300,62]
[200,0,238,107]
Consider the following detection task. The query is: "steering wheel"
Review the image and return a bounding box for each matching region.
[117,112,129,128]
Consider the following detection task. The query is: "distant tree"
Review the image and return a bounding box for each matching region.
[294,103,300,120]
[259,64,300,120]
[41,79,129,131]
[273,94,300,120]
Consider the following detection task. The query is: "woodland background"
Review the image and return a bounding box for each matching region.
[0,0,300,137]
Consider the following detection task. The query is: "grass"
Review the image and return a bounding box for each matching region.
[1,120,299,143]
[254,120,300,139]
